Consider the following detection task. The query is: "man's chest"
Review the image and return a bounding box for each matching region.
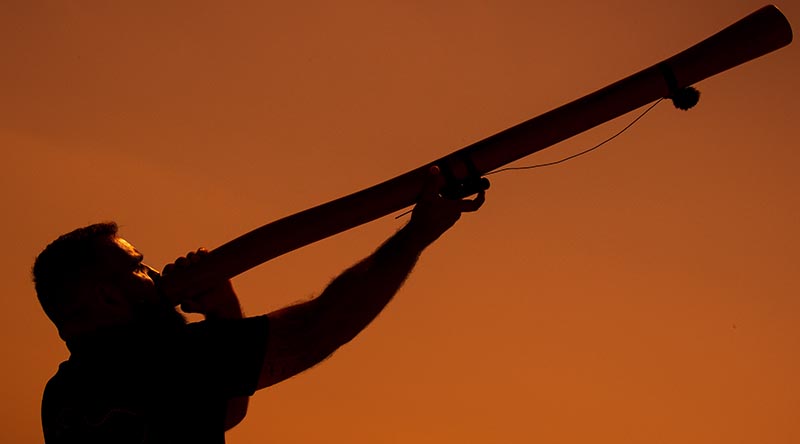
[43,364,225,444]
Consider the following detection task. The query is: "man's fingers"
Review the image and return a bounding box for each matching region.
[421,165,445,200]
[187,248,208,264]
[458,191,485,213]
[163,248,209,275]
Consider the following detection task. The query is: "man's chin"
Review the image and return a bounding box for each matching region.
[134,304,187,329]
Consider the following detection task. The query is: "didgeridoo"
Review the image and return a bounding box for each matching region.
[161,5,792,300]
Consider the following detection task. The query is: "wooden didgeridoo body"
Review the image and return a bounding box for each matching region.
[161,5,792,300]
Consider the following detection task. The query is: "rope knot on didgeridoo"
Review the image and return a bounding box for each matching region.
[670,85,701,110]
[657,62,701,111]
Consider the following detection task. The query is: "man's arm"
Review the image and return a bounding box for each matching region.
[165,251,251,431]
[258,167,485,388]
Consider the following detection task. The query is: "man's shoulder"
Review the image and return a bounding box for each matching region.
[42,358,116,411]
[42,360,148,444]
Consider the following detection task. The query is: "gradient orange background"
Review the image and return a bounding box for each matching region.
[2,1,798,443]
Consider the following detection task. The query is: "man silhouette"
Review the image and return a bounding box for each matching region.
[33,168,484,443]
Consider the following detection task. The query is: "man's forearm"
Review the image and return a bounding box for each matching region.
[259,223,432,387]
[311,222,430,349]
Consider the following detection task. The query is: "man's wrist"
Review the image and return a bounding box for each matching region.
[397,221,436,253]
[203,299,244,320]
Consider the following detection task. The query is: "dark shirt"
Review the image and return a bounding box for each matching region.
[41,316,269,444]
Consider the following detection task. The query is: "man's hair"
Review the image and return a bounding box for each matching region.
[32,222,119,326]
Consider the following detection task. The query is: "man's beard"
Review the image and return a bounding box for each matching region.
[131,298,187,330]
[127,277,187,330]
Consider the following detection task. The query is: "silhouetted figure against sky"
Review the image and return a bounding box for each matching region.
[33,168,484,443]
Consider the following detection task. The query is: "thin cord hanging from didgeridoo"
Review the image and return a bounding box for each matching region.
[395,98,664,219]
[486,98,664,176]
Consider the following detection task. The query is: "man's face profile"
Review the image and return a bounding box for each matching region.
[74,236,185,334]
[101,237,160,304]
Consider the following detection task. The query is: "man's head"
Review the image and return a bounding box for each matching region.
[33,222,183,341]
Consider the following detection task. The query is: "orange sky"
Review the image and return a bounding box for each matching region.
[2,1,798,443]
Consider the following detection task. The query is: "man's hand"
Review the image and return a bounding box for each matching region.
[162,249,243,320]
[408,165,486,247]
